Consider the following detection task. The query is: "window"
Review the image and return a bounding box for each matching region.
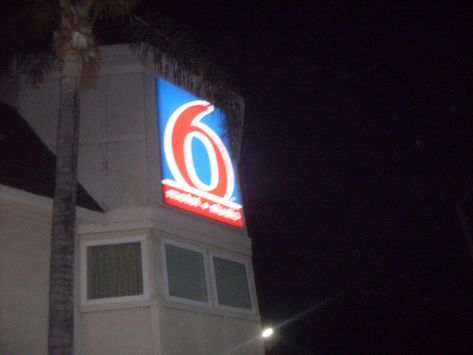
[162,242,209,305]
[161,240,254,312]
[212,256,252,310]
[81,237,149,305]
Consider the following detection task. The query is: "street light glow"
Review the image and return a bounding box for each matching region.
[262,327,274,338]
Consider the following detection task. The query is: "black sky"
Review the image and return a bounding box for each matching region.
[153,1,473,354]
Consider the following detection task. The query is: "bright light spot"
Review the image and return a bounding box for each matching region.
[262,327,274,338]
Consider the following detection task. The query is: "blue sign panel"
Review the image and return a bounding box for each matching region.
[157,79,244,227]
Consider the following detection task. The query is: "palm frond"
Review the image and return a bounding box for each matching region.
[124,13,244,158]
[80,49,101,90]
[15,49,57,87]
[91,0,140,22]
[0,1,244,157]
[0,0,58,84]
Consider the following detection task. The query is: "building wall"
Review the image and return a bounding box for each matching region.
[8,44,264,355]
[79,307,155,355]
[18,50,150,211]
[0,199,50,355]
[74,222,263,355]
[0,187,106,355]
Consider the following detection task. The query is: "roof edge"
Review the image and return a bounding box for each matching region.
[0,183,105,224]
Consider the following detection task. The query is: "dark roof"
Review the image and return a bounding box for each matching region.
[0,102,104,212]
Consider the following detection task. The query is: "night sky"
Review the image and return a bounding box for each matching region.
[3,1,473,354]
[155,1,473,354]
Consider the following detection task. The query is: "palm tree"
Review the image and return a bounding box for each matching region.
[0,1,243,353]
[40,1,138,353]
[1,1,139,353]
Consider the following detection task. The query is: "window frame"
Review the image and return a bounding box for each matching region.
[80,236,150,305]
[160,239,212,307]
[209,251,256,314]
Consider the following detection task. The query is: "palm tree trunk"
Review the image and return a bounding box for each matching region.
[48,50,82,355]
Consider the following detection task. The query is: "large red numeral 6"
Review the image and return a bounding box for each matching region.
[163,100,235,199]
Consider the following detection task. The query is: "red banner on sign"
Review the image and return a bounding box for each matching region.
[162,182,244,228]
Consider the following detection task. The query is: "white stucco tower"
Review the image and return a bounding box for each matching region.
[0,44,264,355]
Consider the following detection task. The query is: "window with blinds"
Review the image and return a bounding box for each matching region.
[81,237,148,304]
[87,242,143,299]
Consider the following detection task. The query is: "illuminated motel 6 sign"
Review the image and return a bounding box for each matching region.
[157,79,244,228]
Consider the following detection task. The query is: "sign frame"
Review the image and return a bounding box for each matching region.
[156,79,245,228]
